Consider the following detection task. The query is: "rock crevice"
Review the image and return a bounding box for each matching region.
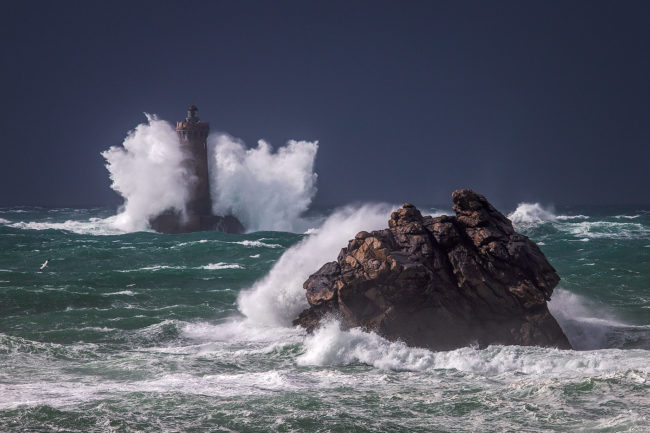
[294,189,571,350]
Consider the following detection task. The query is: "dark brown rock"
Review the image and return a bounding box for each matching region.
[294,189,572,350]
[149,213,244,234]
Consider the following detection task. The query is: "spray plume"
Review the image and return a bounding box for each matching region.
[102,114,193,232]
[209,134,319,232]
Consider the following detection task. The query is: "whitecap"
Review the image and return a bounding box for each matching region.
[201,263,243,270]
[555,214,589,220]
[103,290,136,296]
[613,214,641,219]
[508,203,557,225]
[561,221,649,240]
[174,239,210,248]
[230,240,282,248]
[7,216,127,235]
[118,265,185,273]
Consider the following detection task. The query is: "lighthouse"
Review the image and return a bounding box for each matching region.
[149,106,244,234]
[176,105,212,216]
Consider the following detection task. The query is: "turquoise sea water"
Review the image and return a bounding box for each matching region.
[0,205,648,432]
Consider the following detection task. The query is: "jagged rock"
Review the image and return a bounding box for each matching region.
[294,190,572,350]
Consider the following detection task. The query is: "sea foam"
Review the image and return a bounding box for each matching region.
[297,319,650,376]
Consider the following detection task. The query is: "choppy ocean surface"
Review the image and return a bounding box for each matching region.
[0,204,648,432]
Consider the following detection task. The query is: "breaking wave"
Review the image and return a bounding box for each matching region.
[229,240,282,248]
[297,319,650,375]
[508,203,648,240]
[507,202,590,226]
[508,203,558,225]
[5,217,125,235]
[237,204,393,326]
[562,221,649,240]
[102,114,193,232]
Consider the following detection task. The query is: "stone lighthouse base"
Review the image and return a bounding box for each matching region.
[149,213,245,234]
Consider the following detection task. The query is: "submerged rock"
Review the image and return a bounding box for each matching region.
[294,190,572,350]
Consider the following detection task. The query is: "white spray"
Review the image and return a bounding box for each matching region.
[507,202,557,226]
[209,134,319,232]
[102,115,321,233]
[102,114,193,232]
[237,204,393,326]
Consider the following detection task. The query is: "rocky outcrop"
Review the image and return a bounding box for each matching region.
[294,190,571,350]
[149,213,244,234]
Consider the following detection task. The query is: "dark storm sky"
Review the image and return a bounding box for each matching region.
[1,1,648,208]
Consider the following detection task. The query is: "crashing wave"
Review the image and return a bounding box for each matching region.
[508,203,590,227]
[296,319,650,374]
[508,203,558,225]
[209,134,319,233]
[237,204,393,326]
[102,114,193,232]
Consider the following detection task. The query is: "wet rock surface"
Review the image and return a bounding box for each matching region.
[294,190,572,350]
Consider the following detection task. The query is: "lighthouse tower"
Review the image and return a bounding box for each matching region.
[148,106,244,234]
[176,105,212,216]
